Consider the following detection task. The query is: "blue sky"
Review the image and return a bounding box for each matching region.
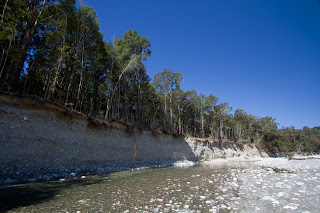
[86,0,320,129]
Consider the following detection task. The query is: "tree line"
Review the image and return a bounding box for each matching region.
[0,0,319,154]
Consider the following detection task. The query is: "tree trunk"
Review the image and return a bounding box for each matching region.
[49,16,67,101]
[178,104,181,134]
[49,45,65,101]
[137,83,141,126]
[0,0,9,26]
[65,72,73,105]
[219,119,224,140]
[0,35,12,82]
[170,95,173,133]
[0,20,16,83]
[76,71,83,110]
[164,94,167,129]
[123,78,129,122]
[201,112,204,138]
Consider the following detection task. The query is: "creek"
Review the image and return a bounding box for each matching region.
[0,161,255,212]
[1,159,319,212]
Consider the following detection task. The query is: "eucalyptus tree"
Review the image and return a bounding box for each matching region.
[73,5,105,111]
[284,126,302,153]
[178,89,199,136]
[172,89,185,134]
[17,0,76,99]
[197,93,218,138]
[233,109,248,142]
[108,30,151,122]
[308,126,320,152]
[47,0,76,101]
[153,68,183,133]
[0,0,56,90]
[19,1,109,115]
[254,116,278,146]
[0,0,26,84]
[214,102,232,141]
[198,93,206,138]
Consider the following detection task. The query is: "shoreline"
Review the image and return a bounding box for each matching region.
[0,158,253,185]
[3,154,319,185]
[0,156,266,185]
[0,160,178,185]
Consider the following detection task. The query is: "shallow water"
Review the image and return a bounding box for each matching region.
[0,161,254,212]
[1,160,319,212]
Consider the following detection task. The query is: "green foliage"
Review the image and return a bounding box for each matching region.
[153,69,182,96]
[262,126,320,154]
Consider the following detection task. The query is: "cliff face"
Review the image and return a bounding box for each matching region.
[186,138,265,160]
[0,94,265,182]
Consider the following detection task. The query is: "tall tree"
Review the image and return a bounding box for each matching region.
[198,93,218,138]
[1,0,55,89]
[214,102,232,141]
[153,68,182,133]
[110,30,151,122]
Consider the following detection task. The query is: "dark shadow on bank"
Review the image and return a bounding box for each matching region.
[0,178,104,213]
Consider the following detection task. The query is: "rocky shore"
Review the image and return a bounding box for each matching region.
[237,156,320,212]
[0,160,184,185]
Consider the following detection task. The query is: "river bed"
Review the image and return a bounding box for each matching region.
[1,158,319,212]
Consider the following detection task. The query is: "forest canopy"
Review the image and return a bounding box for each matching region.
[0,0,319,154]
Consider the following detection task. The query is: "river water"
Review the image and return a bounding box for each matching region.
[1,160,319,213]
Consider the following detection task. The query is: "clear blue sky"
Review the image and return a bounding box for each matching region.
[86,0,320,129]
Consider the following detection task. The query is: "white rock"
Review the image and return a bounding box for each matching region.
[262,196,275,201]
[220,204,227,209]
[283,205,297,210]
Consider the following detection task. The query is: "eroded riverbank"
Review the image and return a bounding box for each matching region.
[0,94,264,184]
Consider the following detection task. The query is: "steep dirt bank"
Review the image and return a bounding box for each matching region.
[0,94,266,183]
